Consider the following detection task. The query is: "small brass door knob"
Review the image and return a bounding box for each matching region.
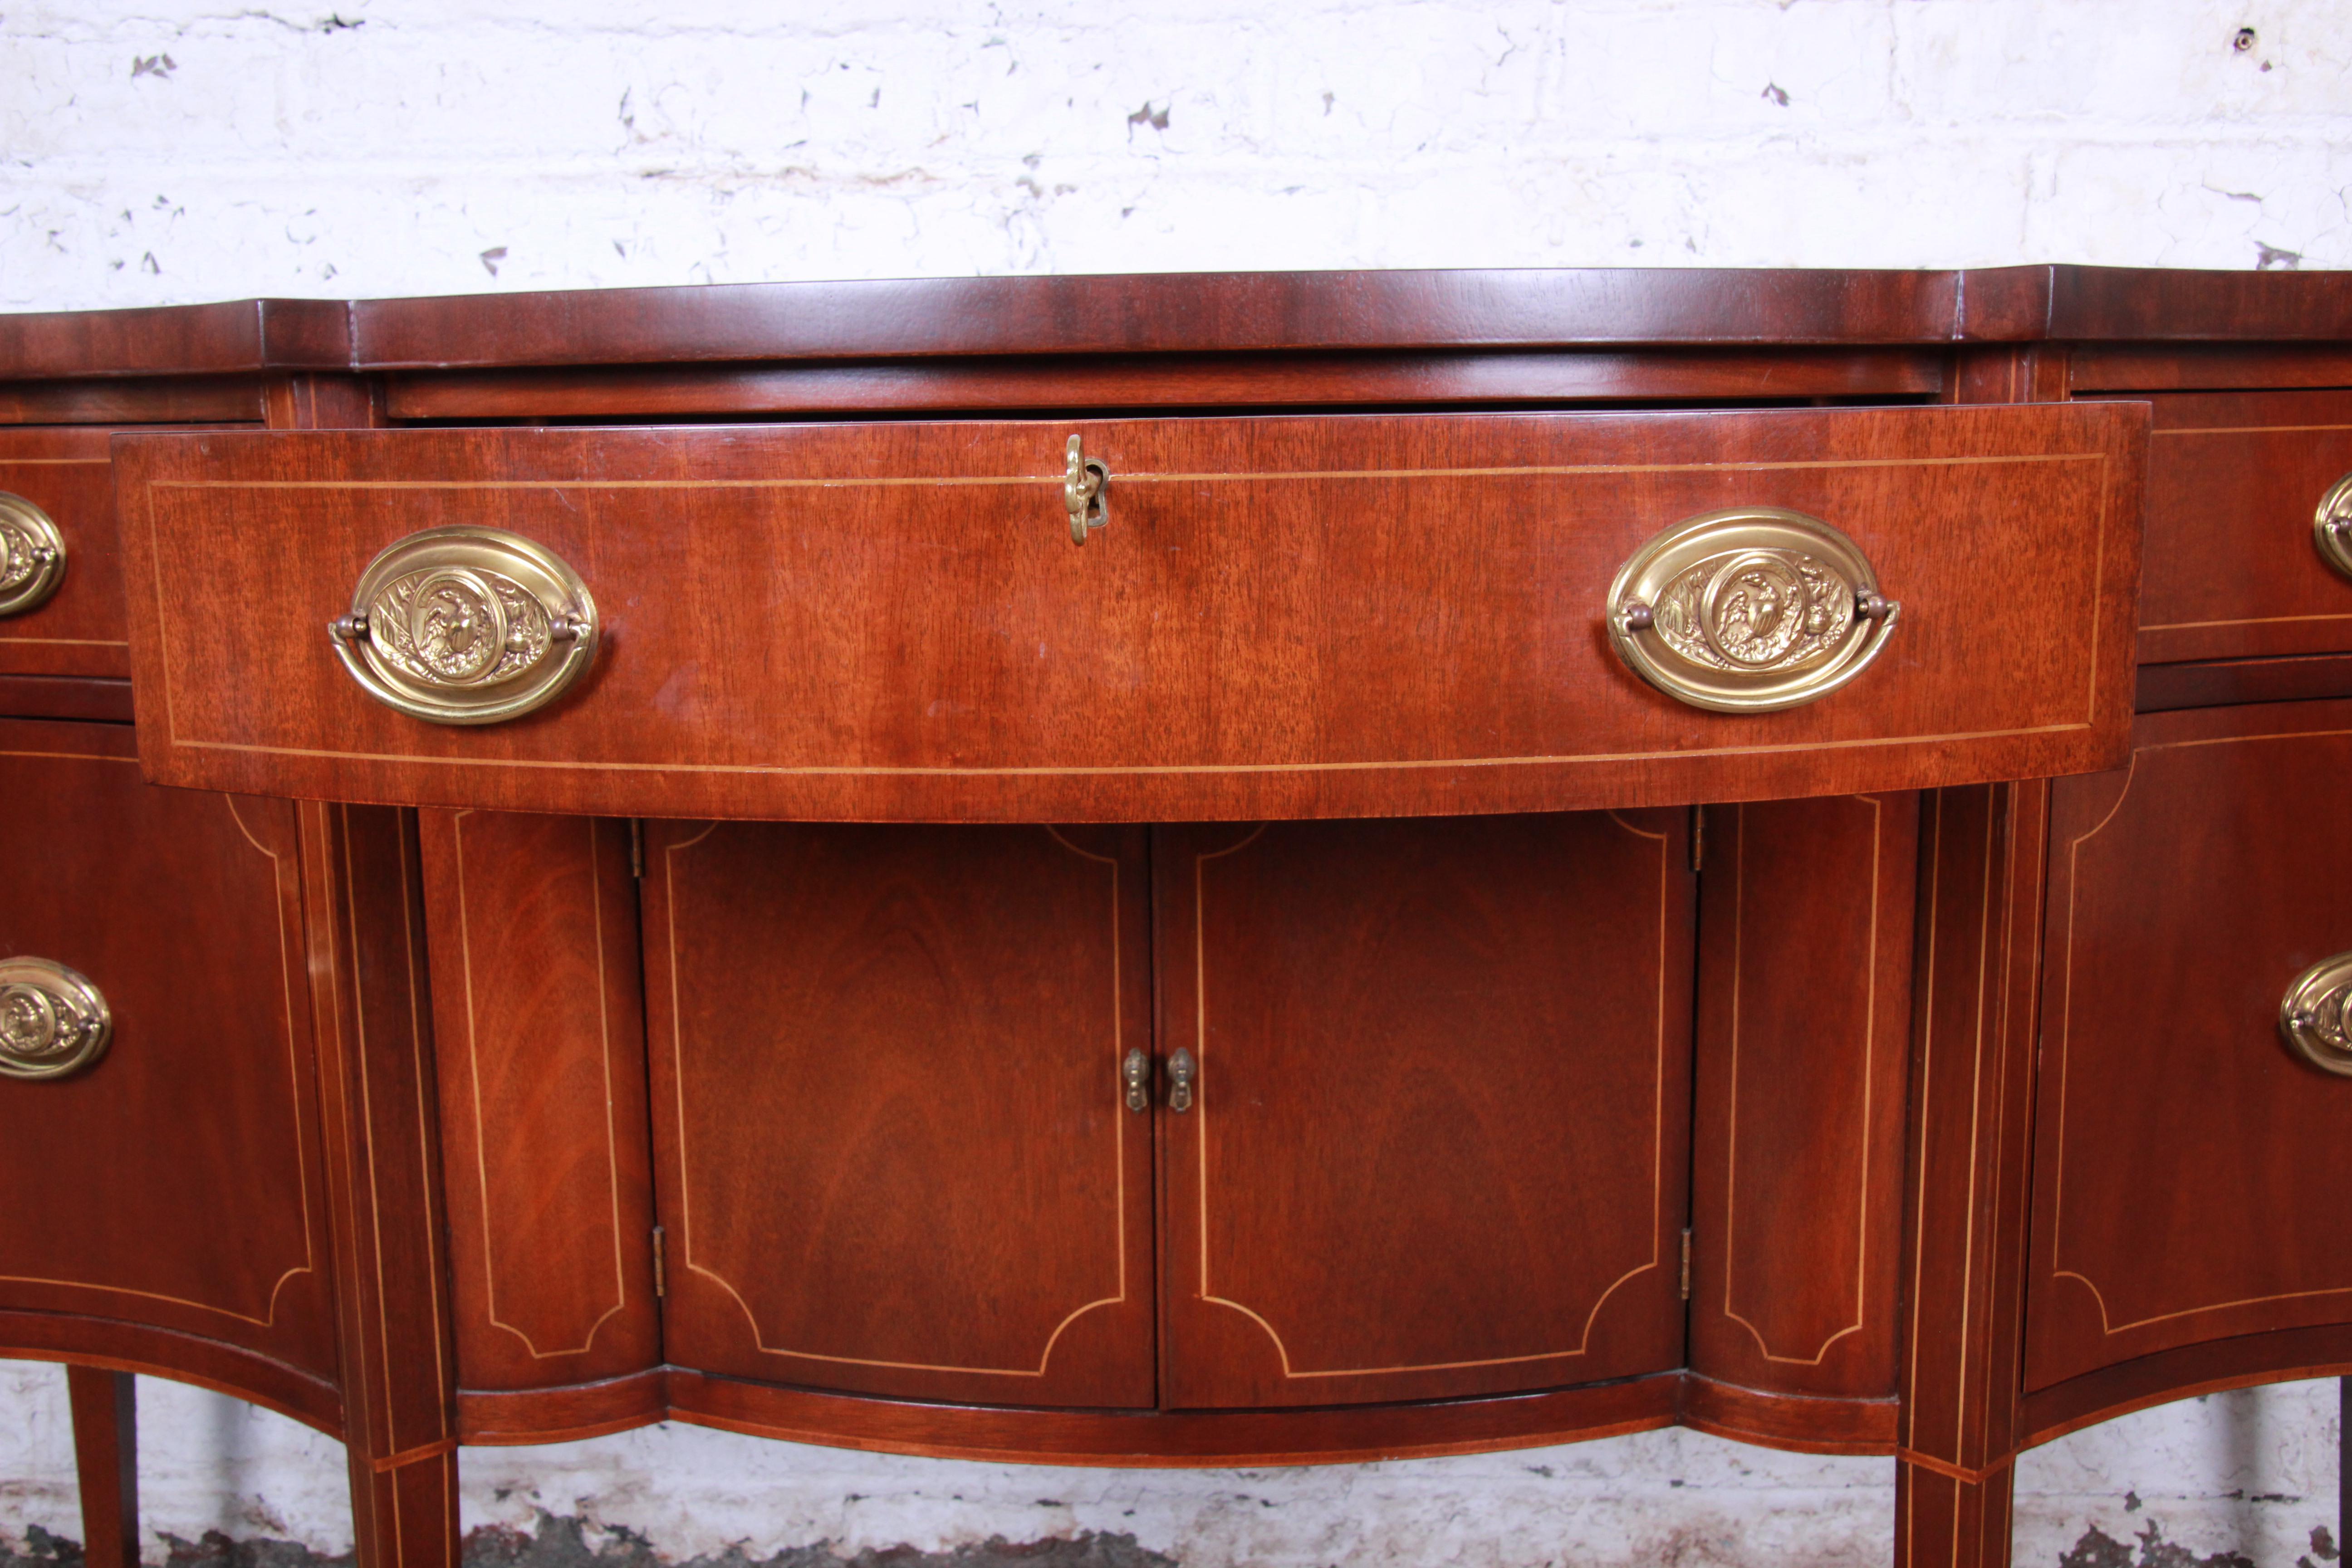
[328,525,598,725]
[1606,506,1899,713]
[0,958,112,1082]
[0,493,67,618]
[2279,952,2352,1078]
[2312,472,2352,582]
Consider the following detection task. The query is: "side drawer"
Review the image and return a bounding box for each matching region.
[115,403,2145,821]
[0,429,128,677]
[2132,389,2352,664]
[0,718,338,1394]
[2026,698,2352,1392]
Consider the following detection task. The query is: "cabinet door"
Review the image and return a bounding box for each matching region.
[1156,811,1695,1408]
[644,821,1156,1407]
[0,719,336,1383]
[2027,699,2352,1390]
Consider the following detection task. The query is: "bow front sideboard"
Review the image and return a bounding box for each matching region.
[3,266,2350,1568]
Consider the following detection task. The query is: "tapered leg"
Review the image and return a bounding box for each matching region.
[66,1368,137,1568]
[303,803,461,1568]
[1893,784,2048,1568]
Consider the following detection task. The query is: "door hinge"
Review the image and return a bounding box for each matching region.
[1689,806,1705,874]
[651,1224,666,1298]
[1679,1228,1693,1299]
[629,818,645,879]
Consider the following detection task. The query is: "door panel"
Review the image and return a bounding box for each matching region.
[645,820,1156,1408]
[1156,811,1695,1408]
[0,719,335,1377]
[2027,699,2352,1390]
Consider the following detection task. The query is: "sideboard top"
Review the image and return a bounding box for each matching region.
[4,265,2349,381]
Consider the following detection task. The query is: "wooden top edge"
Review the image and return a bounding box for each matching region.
[0,297,352,381]
[2,267,2348,381]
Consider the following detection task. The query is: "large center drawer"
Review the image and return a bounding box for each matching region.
[113,404,2145,821]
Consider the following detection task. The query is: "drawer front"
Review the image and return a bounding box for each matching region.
[0,719,336,1377]
[116,404,2144,822]
[0,430,128,677]
[2026,699,2352,1391]
[2134,390,2352,664]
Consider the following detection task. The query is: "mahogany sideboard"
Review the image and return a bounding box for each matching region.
[3,266,2350,1568]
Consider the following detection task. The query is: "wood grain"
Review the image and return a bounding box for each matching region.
[417,811,660,1394]
[0,429,128,677]
[644,820,1156,1408]
[0,720,336,1377]
[1689,795,1916,1403]
[2027,700,2352,1390]
[1154,811,1694,1408]
[114,403,2145,821]
[2097,390,2352,663]
[382,348,1945,421]
[67,1367,138,1568]
[0,299,350,382]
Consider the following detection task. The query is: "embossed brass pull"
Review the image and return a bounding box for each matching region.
[1166,1047,1197,1113]
[1065,435,1109,544]
[2312,473,2352,582]
[2279,953,2352,1077]
[0,493,67,618]
[328,526,598,726]
[1607,506,1899,714]
[0,958,112,1082]
[1122,1047,1151,1112]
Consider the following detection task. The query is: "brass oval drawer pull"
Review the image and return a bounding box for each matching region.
[0,958,112,1083]
[0,492,67,618]
[328,526,599,726]
[2313,472,2352,582]
[1607,506,1899,713]
[2279,953,2352,1078]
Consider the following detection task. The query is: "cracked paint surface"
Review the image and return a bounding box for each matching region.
[1,1,2348,307]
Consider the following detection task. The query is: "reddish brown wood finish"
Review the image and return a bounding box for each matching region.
[67,1367,138,1568]
[0,676,137,722]
[383,348,1944,421]
[1895,783,2048,1568]
[417,811,661,1395]
[0,380,264,425]
[1961,266,2352,343]
[2107,391,2352,663]
[1153,811,1694,1408]
[2070,344,2352,393]
[1679,1374,1899,1455]
[0,429,129,676]
[1689,796,1915,1410]
[662,1365,1684,1467]
[302,803,460,1568]
[644,821,1156,1408]
[0,1317,340,1437]
[352,270,1965,371]
[114,403,2144,822]
[0,299,349,382]
[0,720,337,1377]
[2136,653,2352,712]
[2028,700,2352,1390]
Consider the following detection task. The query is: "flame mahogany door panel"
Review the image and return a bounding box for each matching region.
[1154,811,1696,1408]
[0,718,336,1382]
[2027,699,2352,1390]
[643,819,1156,1408]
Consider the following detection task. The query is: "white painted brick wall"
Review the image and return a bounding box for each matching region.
[2,3,2347,1563]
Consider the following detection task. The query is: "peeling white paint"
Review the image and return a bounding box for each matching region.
[2,2,2349,1563]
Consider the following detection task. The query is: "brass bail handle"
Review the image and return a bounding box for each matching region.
[2279,952,2352,1078]
[1607,506,1900,714]
[2312,472,2352,582]
[1065,435,1110,544]
[0,957,113,1083]
[327,525,600,726]
[0,493,68,618]
[1166,1047,1197,1113]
